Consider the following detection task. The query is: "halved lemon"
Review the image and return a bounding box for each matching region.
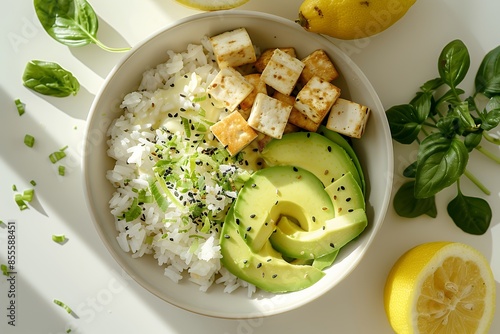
[175,0,249,11]
[384,241,496,333]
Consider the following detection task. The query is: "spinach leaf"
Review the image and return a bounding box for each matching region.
[475,45,500,97]
[22,60,80,97]
[447,190,491,235]
[438,39,470,89]
[34,0,129,52]
[385,104,422,144]
[393,181,437,218]
[415,133,468,198]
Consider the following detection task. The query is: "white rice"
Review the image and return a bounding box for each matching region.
[106,37,257,293]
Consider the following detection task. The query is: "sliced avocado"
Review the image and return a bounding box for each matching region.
[318,125,366,194]
[325,171,365,217]
[233,165,334,252]
[270,209,367,259]
[261,132,362,189]
[220,206,325,293]
[291,250,339,270]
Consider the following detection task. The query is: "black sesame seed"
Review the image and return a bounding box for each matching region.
[346,197,352,202]
[293,167,298,172]
[327,146,332,152]
[246,226,252,231]
[257,263,262,268]
[272,274,278,278]
[250,214,256,218]
[312,216,316,222]
[224,234,230,239]
[330,243,335,248]
[235,218,240,225]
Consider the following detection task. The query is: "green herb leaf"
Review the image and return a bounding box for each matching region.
[415,133,469,198]
[419,77,444,93]
[438,39,470,89]
[23,60,80,97]
[393,181,437,218]
[410,91,433,121]
[447,191,491,235]
[34,0,130,52]
[480,96,500,130]
[385,104,422,144]
[464,132,483,151]
[475,45,500,97]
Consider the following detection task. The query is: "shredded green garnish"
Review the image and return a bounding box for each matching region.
[58,165,66,176]
[52,234,67,243]
[124,198,141,222]
[14,194,29,211]
[23,188,34,202]
[49,146,68,163]
[14,99,25,116]
[24,134,35,147]
[1,264,8,276]
[53,299,73,314]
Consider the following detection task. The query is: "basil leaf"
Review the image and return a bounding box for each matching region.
[475,45,500,97]
[436,115,460,138]
[435,88,465,109]
[447,191,491,235]
[34,0,98,47]
[451,101,479,133]
[419,77,444,93]
[481,96,500,130]
[385,104,422,144]
[410,91,433,121]
[415,133,468,198]
[22,60,80,97]
[393,181,437,218]
[402,161,417,178]
[438,39,470,89]
[464,132,483,151]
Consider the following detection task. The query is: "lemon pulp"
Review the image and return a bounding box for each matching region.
[384,242,495,334]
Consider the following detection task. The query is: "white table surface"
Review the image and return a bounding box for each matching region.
[1,0,499,333]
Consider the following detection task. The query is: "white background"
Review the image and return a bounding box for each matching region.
[1,0,499,333]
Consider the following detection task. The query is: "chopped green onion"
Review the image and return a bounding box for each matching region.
[49,149,67,163]
[14,194,28,211]
[58,165,66,176]
[24,134,35,147]
[12,184,17,191]
[148,179,169,212]
[0,221,5,228]
[53,299,73,314]
[14,99,25,116]
[1,264,8,276]
[181,116,191,137]
[124,198,141,222]
[52,234,67,243]
[145,235,154,245]
[22,188,34,202]
[30,180,37,186]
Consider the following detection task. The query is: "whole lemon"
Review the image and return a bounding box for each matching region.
[297,0,416,40]
[384,241,496,334]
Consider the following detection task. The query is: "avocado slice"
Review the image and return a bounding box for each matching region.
[261,132,362,190]
[317,125,366,194]
[233,165,334,252]
[270,209,367,259]
[325,171,365,217]
[220,205,325,293]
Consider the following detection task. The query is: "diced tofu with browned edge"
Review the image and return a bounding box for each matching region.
[207,67,254,111]
[300,49,339,84]
[254,47,297,73]
[294,76,341,123]
[248,93,293,139]
[209,28,257,69]
[260,49,304,96]
[210,111,258,156]
[240,74,267,110]
[272,91,320,132]
[326,98,370,138]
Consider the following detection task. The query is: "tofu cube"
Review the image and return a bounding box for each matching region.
[209,28,257,69]
[255,47,296,73]
[326,98,370,138]
[261,49,305,96]
[210,111,258,156]
[240,74,267,110]
[207,67,254,111]
[300,49,339,84]
[272,91,320,132]
[294,76,341,123]
[248,93,293,139]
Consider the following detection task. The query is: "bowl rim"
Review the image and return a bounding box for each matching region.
[82,9,394,318]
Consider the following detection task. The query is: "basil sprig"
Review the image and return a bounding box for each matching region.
[22,60,80,97]
[34,0,130,53]
[386,39,500,235]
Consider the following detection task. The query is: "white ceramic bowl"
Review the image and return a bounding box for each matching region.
[82,10,393,318]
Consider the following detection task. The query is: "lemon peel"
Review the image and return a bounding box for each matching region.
[297,0,416,40]
[384,241,496,334]
[175,0,249,11]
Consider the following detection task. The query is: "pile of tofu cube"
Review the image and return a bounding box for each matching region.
[207,28,370,156]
